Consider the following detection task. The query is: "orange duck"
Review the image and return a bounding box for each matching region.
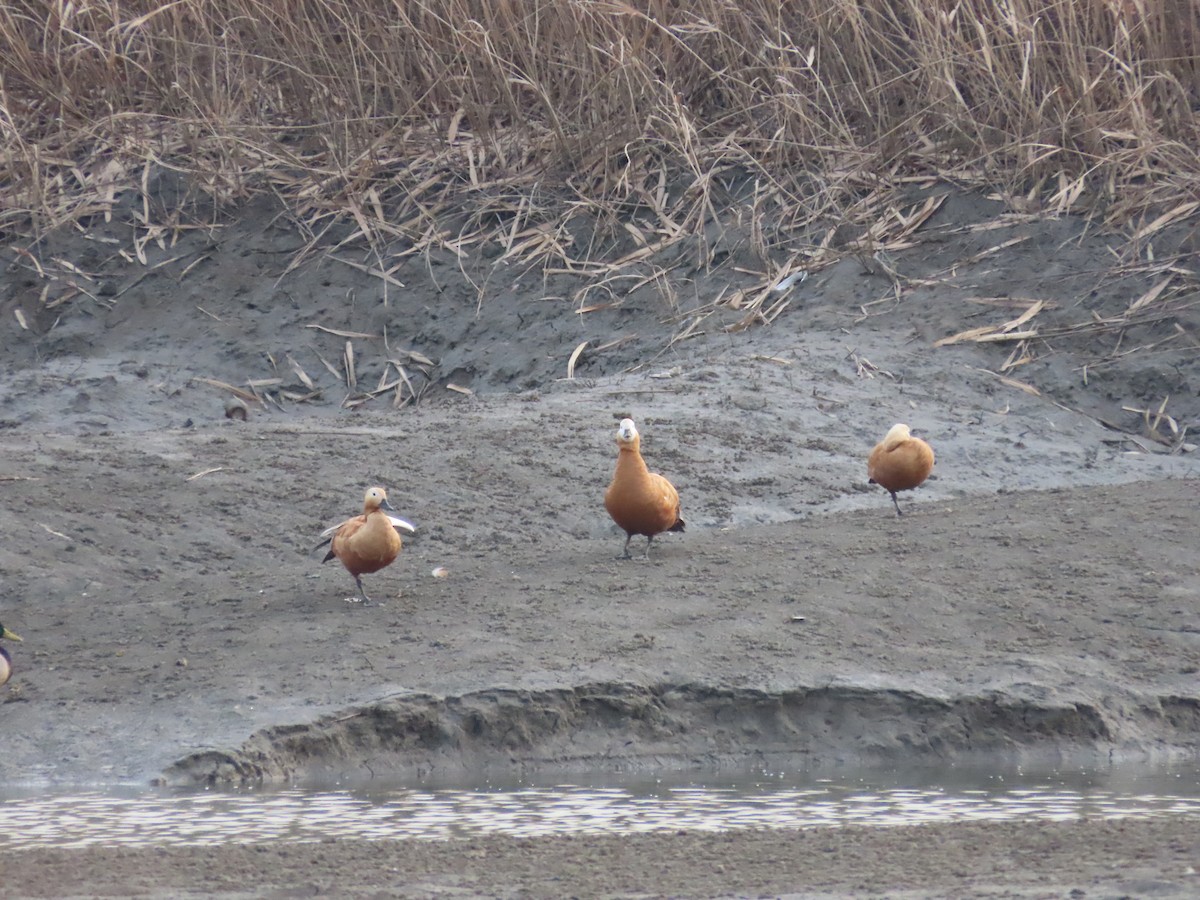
[317,487,415,604]
[0,623,22,687]
[867,423,935,516]
[604,417,684,559]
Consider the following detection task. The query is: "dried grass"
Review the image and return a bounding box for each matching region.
[1,0,1198,292]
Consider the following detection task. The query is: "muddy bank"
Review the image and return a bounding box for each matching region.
[0,184,1198,786]
[4,187,1200,442]
[164,680,1200,787]
[1,422,1197,785]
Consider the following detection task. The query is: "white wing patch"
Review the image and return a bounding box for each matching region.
[320,515,415,538]
[319,519,350,539]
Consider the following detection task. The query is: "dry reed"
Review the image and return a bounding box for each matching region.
[1,0,1197,275]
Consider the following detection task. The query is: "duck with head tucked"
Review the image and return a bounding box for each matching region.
[867,423,935,516]
[604,417,685,559]
[317,487,415,604]
[0,623,23,687]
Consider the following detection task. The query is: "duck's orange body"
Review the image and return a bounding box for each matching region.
[0,623,23,688]
[867,423,935,516]
[604,418,684,558]
[319,487,414,603]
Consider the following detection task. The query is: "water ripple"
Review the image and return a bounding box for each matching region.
[3,769,1200,849]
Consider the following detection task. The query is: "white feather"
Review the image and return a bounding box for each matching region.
[772,270,808,292]
[320,514,415,538]
[319,520,346,539]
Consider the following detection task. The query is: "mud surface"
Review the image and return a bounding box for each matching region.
[1,185,1199,893]
[4,817,1199,899]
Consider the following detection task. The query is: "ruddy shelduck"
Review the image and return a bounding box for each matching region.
[317,487,416,604]
[604,417,685,559]
[867,423,935,516]
[0,623,23,687]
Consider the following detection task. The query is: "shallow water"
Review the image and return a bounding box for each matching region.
[2,764,1199,850]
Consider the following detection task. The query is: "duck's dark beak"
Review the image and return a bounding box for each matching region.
[380,496,397,512]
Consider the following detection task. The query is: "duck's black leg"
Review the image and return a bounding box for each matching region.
[355,575,375,605]
[619,533,634,559]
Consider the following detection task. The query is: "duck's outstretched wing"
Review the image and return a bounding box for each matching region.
[313,516,353,556]
[313,514,414,556]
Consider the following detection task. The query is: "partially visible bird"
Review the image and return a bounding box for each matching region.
[0,623,23,687]
[316,487,416,604]
[604,417,685,559]
[867,423,935,516]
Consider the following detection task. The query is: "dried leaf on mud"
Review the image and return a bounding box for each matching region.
[566,341,588,379]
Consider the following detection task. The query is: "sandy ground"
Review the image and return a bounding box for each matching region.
[1,184,1199,894]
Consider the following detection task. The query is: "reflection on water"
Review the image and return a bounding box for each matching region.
[2,765,1199,849]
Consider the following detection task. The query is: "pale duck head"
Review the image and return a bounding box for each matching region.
[363,486,396,512]
[616,417,639,448]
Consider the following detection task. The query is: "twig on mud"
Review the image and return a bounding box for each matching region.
[845,348,894,380]
[935,300,1046,347]
[391,362,418,408]
[38,522,72,541]
[1118,396,1194,452]
[342,341,357,390]
[316,353,342,380]
[304,324,379,340]
[108,271,152,302]
[603,388,681,395]
[812,388,844,408]
[566,340,588,379]
[187,467,225,481]
[999,339,1034,373]
[328,255,405,289]
[1122,395,1178,438]
[855,295,901,323]
[968,367,1040,396]
[192,377,262,405]
[1037,390,1196,455]
[287,354,316,390]
[1101,434,1156,453]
